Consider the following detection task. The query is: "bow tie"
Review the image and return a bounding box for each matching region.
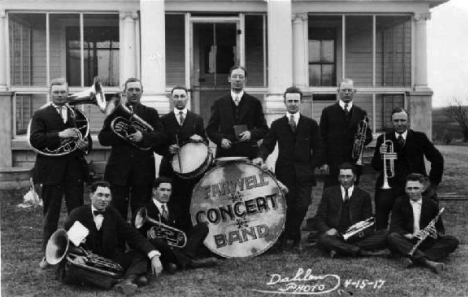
[93,210,105,216]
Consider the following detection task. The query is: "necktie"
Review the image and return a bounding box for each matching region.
[162,205,169,220]
[344,103,350,118]
[57,106,66,123]
[179,111,185,126]
[344,189,350,203]
[398,134,405,148]
[234,96,240,106]
[289,115,296,133]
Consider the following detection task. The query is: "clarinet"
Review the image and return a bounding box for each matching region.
[408,207,445,256]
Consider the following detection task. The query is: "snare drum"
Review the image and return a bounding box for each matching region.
[171,141,213,179]
[190,160,286,258]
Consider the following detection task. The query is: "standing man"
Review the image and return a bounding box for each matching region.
[29,78,91,269]
[59,181,163,295]
[319,79,373,188]
[388,174,458,274]
[253,87,323,250]
[314,163,388,258]
[99,78,166,221]
[154,86,207,232]
[206,65,269,159]
[136,177,217,273]
[372,107,444,229]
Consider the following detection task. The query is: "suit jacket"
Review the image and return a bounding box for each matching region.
[389,195,444,236]
[371,129,444,188]
[154,110,207,176]
[29,104,92,185]
[64,205,154,259]
[98,103,166,185]
[314,185,373,233]
[320,103,372,174]
[259,114,323,187]
[206,92,268,158]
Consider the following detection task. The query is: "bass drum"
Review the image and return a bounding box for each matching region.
[171,141,213,179]
[190,159,286,258]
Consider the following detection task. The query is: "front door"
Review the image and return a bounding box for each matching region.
[190,18,240,125]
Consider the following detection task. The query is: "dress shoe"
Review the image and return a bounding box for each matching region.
[135,275,148,287]
[115,279,137,296]
[39,257,50,269]
[330,250,337,259]
[401,258,414,268]
[165,263,177,275]
[189,257,218,269]
[291,241,303,253]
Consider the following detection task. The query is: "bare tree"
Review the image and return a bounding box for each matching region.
[446,97,468,142]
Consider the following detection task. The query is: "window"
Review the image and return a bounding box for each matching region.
[308,28,336,87]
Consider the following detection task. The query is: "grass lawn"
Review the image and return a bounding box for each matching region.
[1,144,467,297]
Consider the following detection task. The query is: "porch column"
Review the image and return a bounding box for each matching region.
[0,10,7,91]
[140,0,168,112]
[120,11,138,81]
[413,12,431,91]
[0,92,12,167]
[265,0,293,116]
[293,13,308,88]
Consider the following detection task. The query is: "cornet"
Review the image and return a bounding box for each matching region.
[351,116,368,166]
[380,134,397,189]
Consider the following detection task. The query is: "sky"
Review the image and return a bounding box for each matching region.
[428,0,468,107]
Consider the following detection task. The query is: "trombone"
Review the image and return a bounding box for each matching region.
[380,134,397,189]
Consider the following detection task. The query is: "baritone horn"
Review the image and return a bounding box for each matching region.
[351,116,368,166]
[46,229,124,277]
[134,207,187,248]
[27,77,106,157]
[380,134,397,189]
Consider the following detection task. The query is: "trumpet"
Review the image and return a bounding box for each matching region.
[351,116,368,166]
[408,208,445,256]
[380,134,397,189]
[342,217,375,241]
[46,229,124,277]
[134,207,187,248]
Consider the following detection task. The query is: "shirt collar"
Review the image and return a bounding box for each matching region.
[410,198,422,206]
[91,205,105,216]
[395,130,408,140]
[286,112,300,122]
[152,198,167,213]
[339,100,353,110]
[340,185,354,198]
[231,90,244,101]
[174,108,187,115]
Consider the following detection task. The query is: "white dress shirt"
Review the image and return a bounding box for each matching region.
[395,130,408,140]
[174,108,187,125]
[340,186,354,202]
[286,112,300,125]
[410,199,422,233]
[152,199,169,219]
[91,205,104,231]
[231,90,245,105]
[339,100,353,112]
[52,103,68,123]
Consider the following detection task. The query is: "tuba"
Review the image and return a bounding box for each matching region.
[104,94,155,150]
[342,217,375,241]
[380,134,397,189]
[351,116,368,166]
[27,77,107,157]
[46,229,124,277]
[134,207,187,248]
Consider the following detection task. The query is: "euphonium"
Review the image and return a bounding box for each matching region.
[342,217,375,241]
[46,229,124,277]
[134,207,187,248]
[27,77,106,157]
[380,134,397,189]
[408,208,445,256]
[351,116,368,166]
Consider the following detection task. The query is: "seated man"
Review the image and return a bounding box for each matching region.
[136,177,217,273]
[314,163,388,258]
[56,181,163,295]
[388,173,459,274]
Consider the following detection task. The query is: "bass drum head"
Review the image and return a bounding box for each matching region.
[190,162,286,258]
[172,142,211,179]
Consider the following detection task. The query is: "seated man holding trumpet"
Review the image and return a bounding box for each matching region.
[314,163,389,258]
[388,173,459,274]
[135,177,217,273]
[48,181,163,295]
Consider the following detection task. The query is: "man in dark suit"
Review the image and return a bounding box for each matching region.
[136,177,217,272]
[154,86,207,232]
[253,87,323,250]
[388,173,458,274]
[59,181,163,295]
[314,163,388,258]
[29,78,91,269]
[99,78,166,221]
[372,107,444,229]
[319,79,373,188]
[206,66,269,159]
